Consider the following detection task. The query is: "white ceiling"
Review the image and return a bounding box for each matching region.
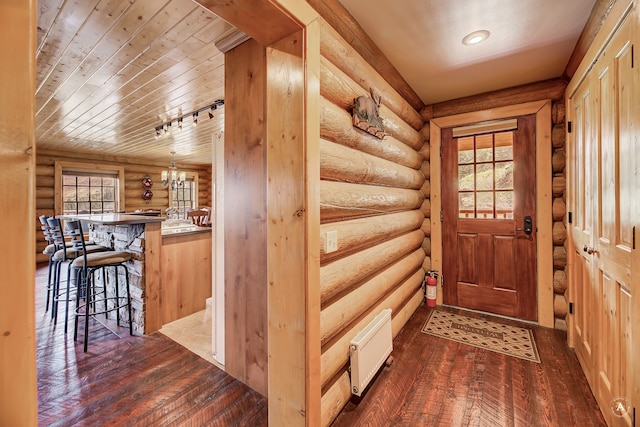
[339,0,597,104]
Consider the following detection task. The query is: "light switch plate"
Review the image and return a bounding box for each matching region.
[326,230,338,253]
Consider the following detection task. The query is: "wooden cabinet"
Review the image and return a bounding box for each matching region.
[566,4,639,425]
[160,230,212,326]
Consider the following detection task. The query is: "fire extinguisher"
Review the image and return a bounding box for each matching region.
[424,270,438,308]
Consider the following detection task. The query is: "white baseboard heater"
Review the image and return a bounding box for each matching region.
[349,308,393,396]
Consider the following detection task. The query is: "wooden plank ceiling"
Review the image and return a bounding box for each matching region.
[36,0,233,165]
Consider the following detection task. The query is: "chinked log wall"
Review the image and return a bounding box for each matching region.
[318,20,427,426]
[34,150,211,263]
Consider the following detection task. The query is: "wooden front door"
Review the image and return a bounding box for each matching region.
[442,115,537,321]
[567,10,636,426]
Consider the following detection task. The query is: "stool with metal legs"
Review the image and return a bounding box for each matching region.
[46,217,108,333]
[64,219,134,352]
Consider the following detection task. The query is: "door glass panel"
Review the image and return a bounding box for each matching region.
[458,193,474,218]
[476,163,494,190]
[458,165,474,191]
[495,162,513,190]
[496,191,514,218]
[476,192,494,218]
[456,129,514,219]
[458,136,474,164]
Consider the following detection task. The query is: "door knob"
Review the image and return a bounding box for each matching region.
[583,245,597,255]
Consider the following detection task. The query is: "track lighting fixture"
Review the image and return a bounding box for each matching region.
[153,99,224,138]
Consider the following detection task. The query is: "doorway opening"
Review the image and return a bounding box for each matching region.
[441,116,537,321]
[429,100,554,327]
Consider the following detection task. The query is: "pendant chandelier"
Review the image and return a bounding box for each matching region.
[161,151,186,190]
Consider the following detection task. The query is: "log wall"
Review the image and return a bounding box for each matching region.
[318,18,426,427]
[34,150,211,263]
[550,101,568,330]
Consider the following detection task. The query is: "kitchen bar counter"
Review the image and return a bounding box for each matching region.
[62,213,212,334]
[66,212,165,225]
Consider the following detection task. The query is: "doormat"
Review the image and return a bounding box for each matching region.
[421,310,540,363]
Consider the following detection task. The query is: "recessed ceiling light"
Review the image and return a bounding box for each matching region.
[462,30,490,46]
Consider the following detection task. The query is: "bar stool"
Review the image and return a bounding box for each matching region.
[64,219,134,352]
[39,215,68,313]
[46,217,109,332]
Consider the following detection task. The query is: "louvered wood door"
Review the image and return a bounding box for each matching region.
[568,11,637,426]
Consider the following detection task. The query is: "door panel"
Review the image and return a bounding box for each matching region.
[442,115,537,321]
[567,11,636,426]
[568,77,597,388]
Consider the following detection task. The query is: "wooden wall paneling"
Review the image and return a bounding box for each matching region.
[315,13,426,423]
[317,17,424,119]
[320,181,423,221]
[265,30,308,424]
[0,0,38,424]
[423,78,567,120]
[633,226,640,419]
[320,139,424,189]
[320,97,423,169]
[223,38,268,397]
[320,230,424,305]
[304,17,323,427]
[319,57,423,131]
[143,222,162,333]
[319,291,423,427]
[320,277,422,390]
[160,232,212,325]
[320,248,424,344]
[319,210,424,260]
[563,0,630,81]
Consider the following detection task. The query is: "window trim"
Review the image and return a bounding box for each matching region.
[169,171,199,211]
[54,161,125,215]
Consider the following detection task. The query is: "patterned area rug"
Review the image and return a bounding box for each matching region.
[421,310,540,363]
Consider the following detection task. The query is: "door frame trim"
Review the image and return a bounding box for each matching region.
[430,100,554,327]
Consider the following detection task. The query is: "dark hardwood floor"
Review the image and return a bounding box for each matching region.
[331,305,607,427]
[35,264,268,426]
[36,264,606,426]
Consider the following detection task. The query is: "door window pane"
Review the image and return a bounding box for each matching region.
[455,129,514,219]
[458,165,475,191]
[496,191,514,218]
[476,163,494,190]
[458,136,474,164]
[458,193,475,218]
[495,162,513,190]
[476,192,494,218]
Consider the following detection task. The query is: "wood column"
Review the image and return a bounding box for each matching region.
[224,38,269,396]
[0,0,38,425]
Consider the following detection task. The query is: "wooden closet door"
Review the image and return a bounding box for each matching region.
[567,76,597,390]
[568,10,637,427]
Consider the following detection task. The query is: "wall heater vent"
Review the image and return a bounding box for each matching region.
[349,308,393,396]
